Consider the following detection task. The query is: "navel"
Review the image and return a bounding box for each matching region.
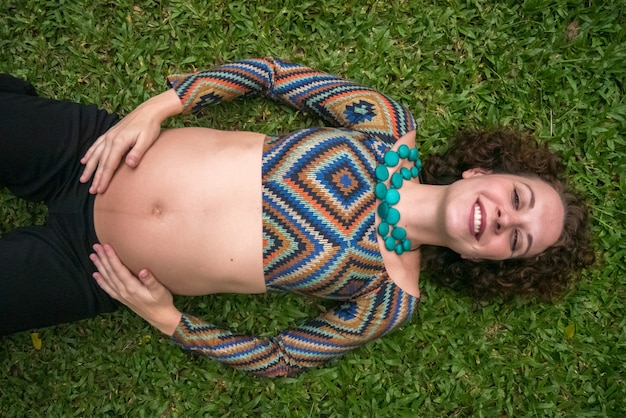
[151,203,164,218]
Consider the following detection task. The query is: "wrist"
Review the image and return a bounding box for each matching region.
[140,89,183,124]
[149,307,182,337]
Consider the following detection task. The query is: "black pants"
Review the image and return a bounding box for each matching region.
[0,91,120,334]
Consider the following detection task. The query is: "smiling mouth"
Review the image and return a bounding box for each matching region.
[472,200,486,240]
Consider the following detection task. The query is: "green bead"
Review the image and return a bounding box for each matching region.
[391,172,403,188]
[386,189,400,204]
[378,222,390,236]
[375,165,389,181]
[378,202,389,218]
[387,207,400,224]
[375,182,388,199]
[391,226,407,240]
[375,146,422,255]
[384,150,399,167]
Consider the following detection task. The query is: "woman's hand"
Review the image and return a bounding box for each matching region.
[90,244,182,336]
[80,89,183,194]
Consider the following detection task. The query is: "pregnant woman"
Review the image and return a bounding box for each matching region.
[0,58,593,376]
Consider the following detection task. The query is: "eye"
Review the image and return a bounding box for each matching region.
[511,229,519,253]
[513,188,520,209]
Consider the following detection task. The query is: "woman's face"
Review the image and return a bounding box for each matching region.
[442,169,564,261]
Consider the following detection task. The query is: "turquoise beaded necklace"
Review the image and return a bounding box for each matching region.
[375,144,422,255]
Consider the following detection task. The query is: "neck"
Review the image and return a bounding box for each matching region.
[397,181,451,248]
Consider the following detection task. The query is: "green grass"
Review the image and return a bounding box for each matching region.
[1,0,625,416]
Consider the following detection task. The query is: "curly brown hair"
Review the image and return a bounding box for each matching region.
[420,129,595,302]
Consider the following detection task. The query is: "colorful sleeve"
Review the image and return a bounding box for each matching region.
[166,57,416,141]
[170,282,419,378]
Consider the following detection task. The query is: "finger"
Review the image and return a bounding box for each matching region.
[80,135,104,164]
[125,150,141,167]
[102,244,127,273]
[90,142,115,194]
[90,246,115,284]
[125,140,151,167]
[93,141,132,193]
[100,244,141,289]
[92,271,120,300]
[80,140,105,184]
[89,140,113,193]
[81,152,106,186]
[80,159,97,185]
[91,244,124,289]
[137,269,159,289]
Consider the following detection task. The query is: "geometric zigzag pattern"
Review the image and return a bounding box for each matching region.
[167,57,420,377]
[167,57,416,142]
[175,279,419,377]
[263,127,387,299]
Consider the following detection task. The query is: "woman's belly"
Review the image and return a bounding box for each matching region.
[94,127,265,295]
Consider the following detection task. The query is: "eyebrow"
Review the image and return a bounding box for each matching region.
[521,234,533,257]
[523,182,535,209]
[520,182,535,257]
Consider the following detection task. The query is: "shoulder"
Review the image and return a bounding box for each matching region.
[380,249,421,299]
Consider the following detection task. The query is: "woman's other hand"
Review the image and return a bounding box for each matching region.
[80,89,183,194]
[90,243,181,336]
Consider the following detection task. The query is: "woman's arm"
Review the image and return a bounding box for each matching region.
[80,89,183,193]
[172,285,419,378]
[90,244,182,335]
[90,244,419,378]
[167,57,416,142]
[82,58,415,193]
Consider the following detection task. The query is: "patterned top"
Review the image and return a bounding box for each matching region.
[166,58,420,377]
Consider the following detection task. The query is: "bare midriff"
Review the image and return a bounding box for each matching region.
[93,127,266,296]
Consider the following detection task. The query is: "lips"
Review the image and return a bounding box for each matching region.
[471,199,486,241]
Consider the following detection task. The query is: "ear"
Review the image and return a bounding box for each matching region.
[461,167,492,179]
[460,255,483,262]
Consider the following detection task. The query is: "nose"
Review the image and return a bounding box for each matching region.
[495,209,516,233]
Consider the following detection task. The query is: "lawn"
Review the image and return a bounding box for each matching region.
[1,0,625,416]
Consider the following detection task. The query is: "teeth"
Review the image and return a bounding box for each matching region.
[473,203,482,235]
